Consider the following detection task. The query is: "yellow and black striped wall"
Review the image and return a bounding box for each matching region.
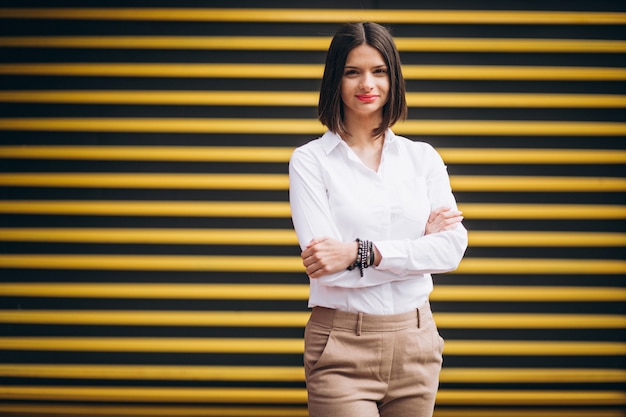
[0,1,625,416]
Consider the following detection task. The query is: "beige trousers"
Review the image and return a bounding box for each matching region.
[304,301,444,417]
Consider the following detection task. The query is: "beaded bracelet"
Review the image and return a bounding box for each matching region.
[347,238,374,277]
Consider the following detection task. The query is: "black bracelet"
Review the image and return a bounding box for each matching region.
[347,238,361,272]
[347,238,374,277]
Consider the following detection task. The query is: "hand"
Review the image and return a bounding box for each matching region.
[301,237,358,279]
[425,207,463,235]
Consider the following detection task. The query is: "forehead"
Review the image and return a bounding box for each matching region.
[345,44,386,66]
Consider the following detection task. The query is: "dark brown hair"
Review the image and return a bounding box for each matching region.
[318,22,407,138]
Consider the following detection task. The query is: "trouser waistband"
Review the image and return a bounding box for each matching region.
[309,301,432,335]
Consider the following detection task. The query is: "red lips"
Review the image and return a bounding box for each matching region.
[356,94,378,103]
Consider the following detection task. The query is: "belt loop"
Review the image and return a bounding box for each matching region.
[416,308,421,329]
[356,312,363,336]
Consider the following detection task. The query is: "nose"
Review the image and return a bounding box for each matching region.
[360,73,374,91]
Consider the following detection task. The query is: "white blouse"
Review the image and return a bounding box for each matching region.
[289,129,468,314]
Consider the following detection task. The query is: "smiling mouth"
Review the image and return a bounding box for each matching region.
[356,95,378,102]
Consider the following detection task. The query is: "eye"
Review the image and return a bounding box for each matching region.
[344,69,359,77]
[374,68,388,76]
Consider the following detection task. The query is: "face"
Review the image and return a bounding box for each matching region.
[340,44,390,120]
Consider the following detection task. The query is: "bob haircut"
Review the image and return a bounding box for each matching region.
[318,22,407,138]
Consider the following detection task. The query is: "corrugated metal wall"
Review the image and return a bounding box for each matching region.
[0,1,624,416]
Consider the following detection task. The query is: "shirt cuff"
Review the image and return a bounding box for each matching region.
[373,239,409,277]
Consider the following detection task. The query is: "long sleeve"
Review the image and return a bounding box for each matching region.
[289,144,389,288]
[289,130,467,314]
[289,145,341,250]
[375,143,468,276]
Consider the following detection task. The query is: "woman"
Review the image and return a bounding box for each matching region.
[289,22,468,417]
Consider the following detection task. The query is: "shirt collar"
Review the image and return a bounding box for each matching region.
[320,130,343,155]
[320,128,397,155]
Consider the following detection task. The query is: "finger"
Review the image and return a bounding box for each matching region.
[442,223,460,231]
[433,210,463,226]
[439,215,464,230]
[428,212,463,234]
[428,207,449,224]
[437,212,463,224]
[302,238,325,258]
[310,237,328,245]
[439,209,462,219]
[307,262,326,279]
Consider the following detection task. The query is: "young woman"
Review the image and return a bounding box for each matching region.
[289,22,468,417]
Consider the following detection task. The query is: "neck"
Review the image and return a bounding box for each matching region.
[343,112,384,147]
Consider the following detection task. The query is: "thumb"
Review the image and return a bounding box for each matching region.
[306,237,327,248]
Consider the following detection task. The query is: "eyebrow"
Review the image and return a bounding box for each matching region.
[344,64,387,69]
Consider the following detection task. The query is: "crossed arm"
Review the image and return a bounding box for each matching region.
[301,206,464,279]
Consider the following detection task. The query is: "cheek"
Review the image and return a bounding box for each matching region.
[380,78,390,95]
[340,83,348,103]
[340,79,353,96]
[340,79,357,105]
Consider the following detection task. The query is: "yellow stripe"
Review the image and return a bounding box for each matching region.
[3,91,626,108]
[0,254,305,272]
[452,176,626,192]
[441,368,626,383]
[0,145,296,162]
[437,390,626,406]
[0,200,623,219]
[2,283,625,302]
[0,337,303,353]
[0,228,597,246]
[0,364,305,382]
[458,258,626,275]
[1,63,624,80]
[0,36,335,51]
[435,411,625,417]
[432,286,626,302]
[0,364,623,383]
[1,310,623,329]
[0,173,290,190]
[2,36,625,53]
[6,117,329,134]
[398,37,626,52]
[0,8,624,24]
[0,63,326,79]
[0,118,624,136]
[0,90,319,107]
[445,341,626,356]
[0,283,310,300]
[436,313,626,329]
[0,254,624,274]
[0,337,623,355]
[0,404,309,417]
[0,310,310,327]
[440,148,626,163]
[2,145,625,163]
[0,386,623,405]
[409,93,626,108]
[0,385,306,403]
[0,200,292,217]
[459,203,626,219]
[0,228,299,245]
[1,173,623,192]
[1,228,623,247]
[0,405,621,417]
[469,231,626,247]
